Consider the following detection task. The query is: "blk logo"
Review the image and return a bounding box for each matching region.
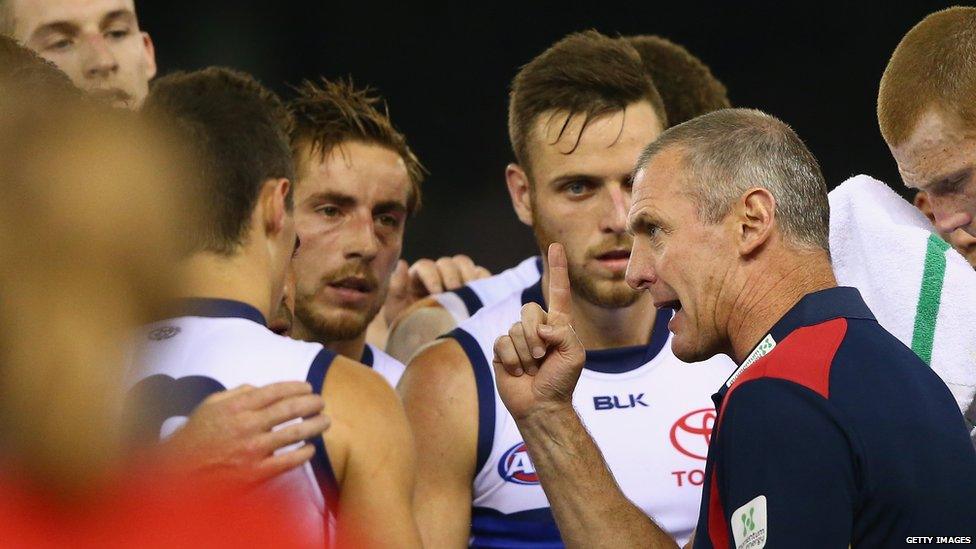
[497,442,539,485]
[593,393,649,410]
[670,408,715,460]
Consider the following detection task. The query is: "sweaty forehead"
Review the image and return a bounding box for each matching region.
[526,101,661,180]
[893,109,976,188]
[12,0,136,31]
[297,141,410,203]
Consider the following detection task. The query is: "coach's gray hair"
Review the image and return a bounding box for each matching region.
[635,108,830,252]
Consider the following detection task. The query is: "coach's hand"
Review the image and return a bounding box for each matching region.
[493,243,585,421]
[384,255,491,324]
[163,381,330,485]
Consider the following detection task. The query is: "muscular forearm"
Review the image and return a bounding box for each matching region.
[515,405,678,549]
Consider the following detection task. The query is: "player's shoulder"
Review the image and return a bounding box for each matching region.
[325,354,400,409]
[400,337,474,399]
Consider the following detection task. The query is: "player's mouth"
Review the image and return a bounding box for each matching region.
[594,249,631,272]
[326,276,375,303]
[89,87,133,108]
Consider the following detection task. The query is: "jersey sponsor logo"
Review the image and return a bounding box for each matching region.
[731,495,767,549]
[670,408,715,460]
[497,442,540,485]
[727,334,776,388]
[593,393,649,410]
[148,326,181,341]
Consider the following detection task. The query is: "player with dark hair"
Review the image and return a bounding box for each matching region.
[283,77,424,386]
[129,67,421,548]
[625,35,730,126]
[399,30,732,547]
[387,33,729,364]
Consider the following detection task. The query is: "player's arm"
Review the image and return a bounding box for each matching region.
[715,380,856,545]
[323,357,422,548]
[159,382,330,484]
[398,338,479,548]
[493,244,677,548]
[386,297,459,364]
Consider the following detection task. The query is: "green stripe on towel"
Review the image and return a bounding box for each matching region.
[911,234,951,365]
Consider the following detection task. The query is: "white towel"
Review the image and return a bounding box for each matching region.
[829,174,976,435]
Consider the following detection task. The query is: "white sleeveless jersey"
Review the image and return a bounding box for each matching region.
[127,298,339,546]
[361,343,406,388]
[448,282,735,548]
[435,256,542,323]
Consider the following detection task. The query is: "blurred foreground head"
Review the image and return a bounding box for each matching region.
[0,68,198,491]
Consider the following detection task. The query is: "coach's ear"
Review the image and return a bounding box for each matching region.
[736,187,776,257]
[506,163,533,227]
[259,177,291,237]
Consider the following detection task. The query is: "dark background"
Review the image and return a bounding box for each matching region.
[138,1,958,271]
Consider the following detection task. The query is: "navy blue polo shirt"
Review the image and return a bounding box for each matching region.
[693,287,976,548]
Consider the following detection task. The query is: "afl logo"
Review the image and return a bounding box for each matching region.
[148,326,181,341]
[670,408,716,460]
[497,442,539,485]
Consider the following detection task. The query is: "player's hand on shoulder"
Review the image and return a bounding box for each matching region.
[162,381,330,485]
[384,255,491,325]
[493,243,585,422]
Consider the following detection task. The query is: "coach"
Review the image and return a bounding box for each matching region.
[492,109,976,547]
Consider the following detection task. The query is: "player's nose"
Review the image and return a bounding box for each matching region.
[600,185,630,234]
[343,213,380,259]
[82,36,119,80]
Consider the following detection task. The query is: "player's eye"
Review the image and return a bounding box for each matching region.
[376,214,400,228]
[46,38,73,51]
[106,28,131,40]
[316,205,340,217]
[563,180,591,196]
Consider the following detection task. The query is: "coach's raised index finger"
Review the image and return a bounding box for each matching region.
[546,243,572,326]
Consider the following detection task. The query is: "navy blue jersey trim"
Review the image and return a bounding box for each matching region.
[769,287,874,343]
[306,348,340,510]
[522,280,672,374]
[168,298,267,326]
[453,285,485,317]
[470,506,561,547]
[534,256,544,275]
[360,344,375,367]
[448,327,495,475]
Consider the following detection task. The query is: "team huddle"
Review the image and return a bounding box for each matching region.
[1,0,975,547]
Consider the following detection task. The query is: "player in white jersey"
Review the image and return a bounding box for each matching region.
[281,78,489,388]
[130,68,421,548]
[399,31,733,547]
[454,283,731,546]
[386,34,733,365]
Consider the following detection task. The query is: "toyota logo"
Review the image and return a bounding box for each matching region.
[670,408,716,460]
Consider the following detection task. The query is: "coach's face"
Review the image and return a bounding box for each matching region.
[292,141,410,342]
[11,0,156,109]
[509,101,662,309]
[891,109,976,238]
[625,147,733,362]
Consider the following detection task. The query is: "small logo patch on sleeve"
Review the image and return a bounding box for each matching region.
[731,495,767,549]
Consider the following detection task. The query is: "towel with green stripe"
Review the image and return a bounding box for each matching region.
[829,175,976,440]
